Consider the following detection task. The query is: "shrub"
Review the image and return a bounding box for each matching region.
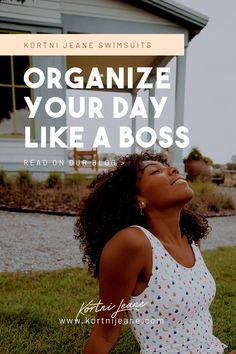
[189,179,214,196]
[46,172,62,188]
[188,180,235,213]
[185,147,214,166]
[0,170,7,186]
[64,174,89,187]
[16,170,33,188]
[227,163,236,170]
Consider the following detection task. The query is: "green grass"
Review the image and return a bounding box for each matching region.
[0,247,235,353]
[204,247,236,352]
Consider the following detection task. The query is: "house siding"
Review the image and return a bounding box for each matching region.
[0,0,61,25]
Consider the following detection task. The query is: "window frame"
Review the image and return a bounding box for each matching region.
[0,29,35,139]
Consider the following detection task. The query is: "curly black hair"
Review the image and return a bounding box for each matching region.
[75,151,210,278]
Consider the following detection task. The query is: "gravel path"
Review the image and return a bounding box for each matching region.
[0,211,235,272]
[201,215,236,250]
[0,211,80,272]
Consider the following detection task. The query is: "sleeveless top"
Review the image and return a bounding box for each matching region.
[126,225,227,354]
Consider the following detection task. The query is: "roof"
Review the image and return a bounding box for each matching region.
[124,0,209,40]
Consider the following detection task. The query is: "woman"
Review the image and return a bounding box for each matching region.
[75,151,231,354]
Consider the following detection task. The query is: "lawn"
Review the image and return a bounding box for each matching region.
[0,246,235,354]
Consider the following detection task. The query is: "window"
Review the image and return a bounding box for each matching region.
[0,30,34,138]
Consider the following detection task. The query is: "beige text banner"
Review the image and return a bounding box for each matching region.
[0,34,184,56]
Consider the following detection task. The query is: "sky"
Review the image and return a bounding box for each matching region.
[174,0,236,163]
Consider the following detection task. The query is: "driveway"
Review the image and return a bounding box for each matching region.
[0,211,235,272]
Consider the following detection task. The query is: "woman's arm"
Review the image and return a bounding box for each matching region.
[82,325,120,354]
[83,228,145,354]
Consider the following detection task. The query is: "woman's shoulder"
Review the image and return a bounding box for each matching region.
[101,226,150,260]
[109,225,149,246]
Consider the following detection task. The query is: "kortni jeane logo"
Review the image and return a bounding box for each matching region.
[58,299,164,326]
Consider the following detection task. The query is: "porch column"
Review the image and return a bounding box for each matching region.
[170,47,187,174]
[148,75,156,152]
[148,75,156,131]
[131,89,137,153]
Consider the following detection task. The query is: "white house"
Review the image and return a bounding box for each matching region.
[0,0,208,178]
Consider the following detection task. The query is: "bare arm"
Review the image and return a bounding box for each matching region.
[83,228,145,354]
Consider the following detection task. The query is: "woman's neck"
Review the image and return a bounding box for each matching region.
[146,207,183,246]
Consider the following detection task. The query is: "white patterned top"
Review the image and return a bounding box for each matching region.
[126,225,227,354]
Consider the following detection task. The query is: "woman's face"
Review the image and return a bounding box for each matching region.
[137,160,194,211]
